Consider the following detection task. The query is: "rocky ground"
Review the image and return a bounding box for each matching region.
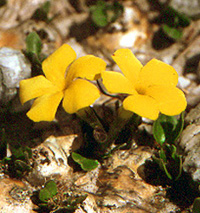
[0,0,200,212]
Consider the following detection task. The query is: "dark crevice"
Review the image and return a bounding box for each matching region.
[68,18,99,42]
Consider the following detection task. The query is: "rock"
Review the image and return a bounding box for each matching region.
[86,3,150,59]
[178,76,191,89]
[185,84,200,107]
[169,0,200,17]
[0,178,34,213]
[178,103,200,182]
[0,47,31,108]
[95,147,163,212]
[173,35,200,76]
[0,0,60,30]
[185,102,200,125]
[74,167,100,194]
[76,194,99,213]
[27,135,79,185]
[67,38,88,58]
[0,132,188,212]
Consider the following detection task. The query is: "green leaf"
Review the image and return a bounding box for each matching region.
[14,160,31,172]
[37,203,48,208]
[193,197,200,213]
[32,1,51,22]
[105,1,123,23]
[0,157,11,165]
[171,111,184,143]
[90,1,108,27]
[26,32,42,57]
[154,144,183,180]
[153,113,184,146]
[162,24,182,40]
[167,144,182,180]
[39,180,57,202]
[12,147,26,159]
[11,146,32,161]
[77,106,107,143]
[153,115,166,145]
[72,152,99,171]
[45,180,57,196]
[41,1,51,14]
[163,6,191,27]
[90,0,123,27]
[169,144,177,160]
[39,188,51,203]
[159,149,167,163]
[152,155,172,179]
[24,146,32,159]
[161,159,173,180]
[175,154,182,181]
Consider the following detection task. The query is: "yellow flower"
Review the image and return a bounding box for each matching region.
[19,44,106,122]
[102,49,187,120]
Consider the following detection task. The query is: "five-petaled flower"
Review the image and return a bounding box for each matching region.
[102,49,187,120]
[19,44,106,122]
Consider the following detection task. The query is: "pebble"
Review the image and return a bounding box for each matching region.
[0,47,31,107]
[178,76,191,89]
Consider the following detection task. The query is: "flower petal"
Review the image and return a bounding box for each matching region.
[146,85,187,116]
[112,49,143,84]
[123,94,159,120]
[63,79,100,114]
[65,55,106,85]
[19,75,59,105]
[27,91,63,122]
[137,59,178,90]
[101,71,135,94]
[42,44,76,89]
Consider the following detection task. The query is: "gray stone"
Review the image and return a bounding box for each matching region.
[183,147,200,182]
[185,102,200,125]
[178,104,200,182]
[169,0,200,17]
[0,47,31,106]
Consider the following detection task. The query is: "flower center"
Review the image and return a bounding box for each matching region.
[135,84,146,95]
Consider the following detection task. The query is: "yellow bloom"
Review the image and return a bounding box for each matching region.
[20,44,106,122]
[102,49,187,120]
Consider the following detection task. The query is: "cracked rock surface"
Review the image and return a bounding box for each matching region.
[0,47,31,109]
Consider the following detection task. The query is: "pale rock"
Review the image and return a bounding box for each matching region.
[0,178,34,213]
[101,195,126,208]
[0,47,31,106]
[178,104,200,182]
[80,194,99,213]
[74,166,100,194]
[178,76,191,89]
[185,102,200,124]
[186,84,200,106]
[185,73,198,81]
[26,135,78,186]
[179,124,200,149]
[67,38,88,58]
[169,0,200,17]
